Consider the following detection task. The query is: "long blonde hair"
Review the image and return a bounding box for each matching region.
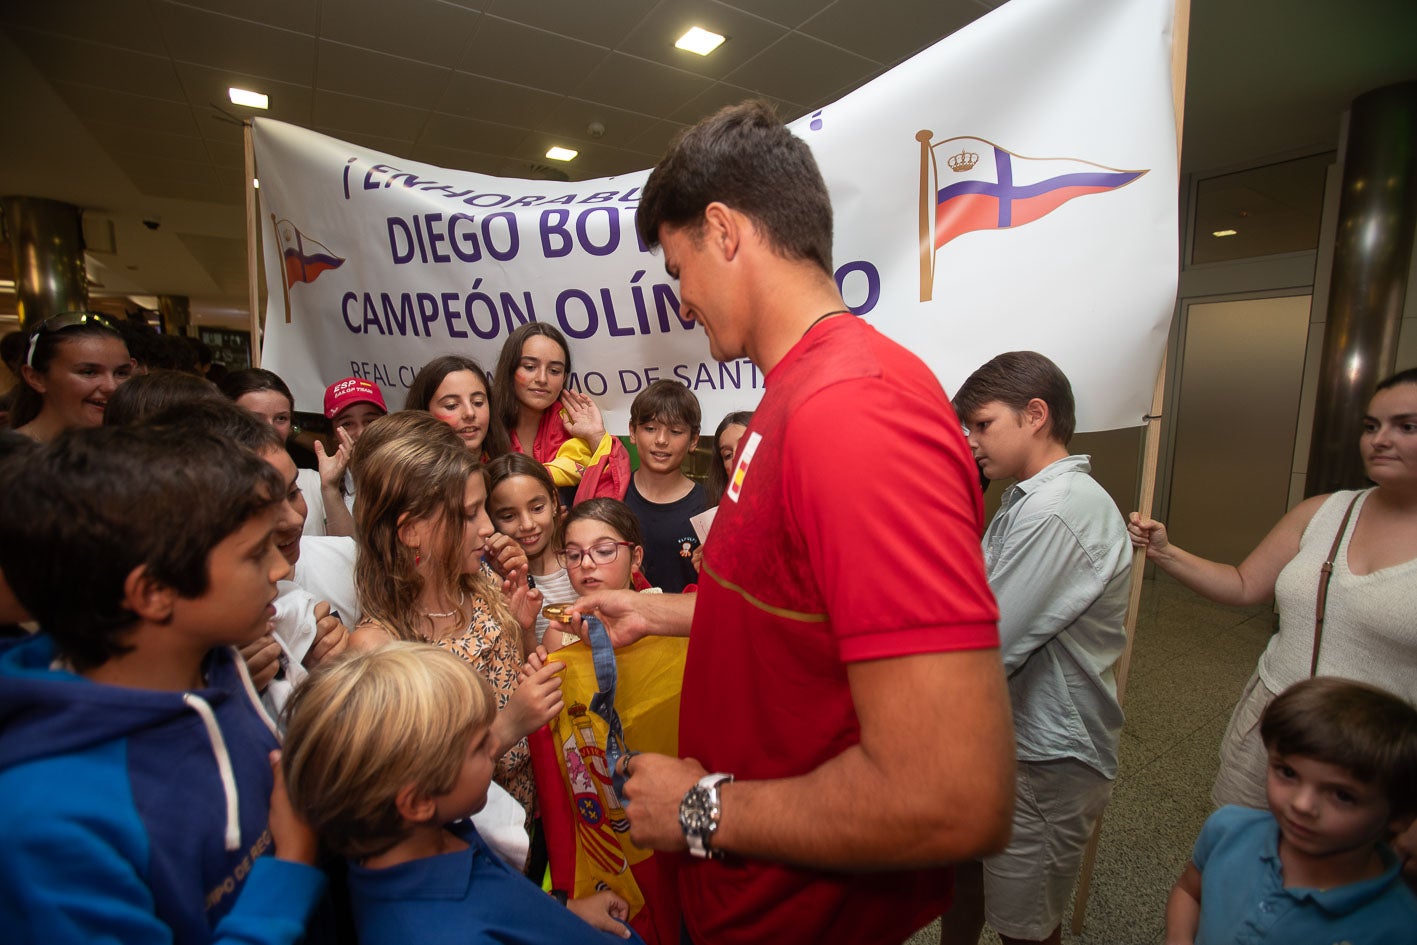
[352,412,518,645]
[282,642,498,859]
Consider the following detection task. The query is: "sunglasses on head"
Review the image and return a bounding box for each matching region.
[26,311,121,367]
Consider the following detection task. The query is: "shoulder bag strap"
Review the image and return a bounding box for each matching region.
[1312,493,1363,677]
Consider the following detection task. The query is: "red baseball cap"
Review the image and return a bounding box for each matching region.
[323,377,387,419]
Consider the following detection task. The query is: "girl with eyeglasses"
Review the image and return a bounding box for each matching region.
[12,312,134,441]
[560,499,652,606]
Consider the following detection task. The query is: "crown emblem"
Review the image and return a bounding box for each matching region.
[947,149,979,173]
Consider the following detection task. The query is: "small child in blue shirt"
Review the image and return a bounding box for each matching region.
[1165,677,1417,945]
[282,642,640,945]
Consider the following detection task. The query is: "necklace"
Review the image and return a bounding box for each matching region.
[422,588,466,619]
[803,308,851,337]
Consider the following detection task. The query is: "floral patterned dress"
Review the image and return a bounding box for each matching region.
[433,597,535,819]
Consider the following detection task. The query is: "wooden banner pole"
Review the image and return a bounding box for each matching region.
[243,122,262,368]
[1070,0,1189,933]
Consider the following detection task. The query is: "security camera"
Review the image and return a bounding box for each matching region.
[143,219,160,231]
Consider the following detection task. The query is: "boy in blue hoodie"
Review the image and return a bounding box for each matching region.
[0,425,327,945]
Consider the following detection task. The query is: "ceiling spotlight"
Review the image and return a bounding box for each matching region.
[675,26,726,56]
[228,87,269,110]
[1211,229,1237,238]
[545,146,578,162]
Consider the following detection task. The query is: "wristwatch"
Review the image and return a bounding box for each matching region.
[680,772,734,859]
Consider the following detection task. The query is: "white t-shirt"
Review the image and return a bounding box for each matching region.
[532,567,576,645]
[294,535,360,627]
[296,468,326,537]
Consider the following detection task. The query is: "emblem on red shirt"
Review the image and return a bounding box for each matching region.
[725,432,762,503]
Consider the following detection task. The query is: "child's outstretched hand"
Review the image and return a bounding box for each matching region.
[268,751,318,866]
[501,567,543,633]
[498,660,565,746]
[521,645,552,679]
[314,429,352,492]
[566,889,632,938]
[483,529,528,579]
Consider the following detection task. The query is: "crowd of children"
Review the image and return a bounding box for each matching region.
[3,303,1416,945]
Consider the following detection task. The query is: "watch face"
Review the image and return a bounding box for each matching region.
[681,786,714,833]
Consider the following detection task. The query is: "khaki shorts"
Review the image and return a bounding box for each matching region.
[1210,670,1276,811]
[983,758,1113,940]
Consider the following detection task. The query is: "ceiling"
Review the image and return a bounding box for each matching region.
[1,0,1414,333]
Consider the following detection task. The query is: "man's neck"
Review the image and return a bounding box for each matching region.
[741,262,851,375]
[633,467,695,503]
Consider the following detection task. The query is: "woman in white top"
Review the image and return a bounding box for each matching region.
[1129,367,1417,809]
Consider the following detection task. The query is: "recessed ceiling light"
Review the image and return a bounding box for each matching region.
[228,87,269,110]
[1212,229,1237,237]
[545,146,579,162]
[675,26,725,56]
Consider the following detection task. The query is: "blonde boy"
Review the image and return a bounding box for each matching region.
[282,643,639,945]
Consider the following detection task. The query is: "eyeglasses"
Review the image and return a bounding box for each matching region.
[557,541,633,569]
[26,311,121,367]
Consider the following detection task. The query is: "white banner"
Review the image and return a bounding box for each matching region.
[256,0,1177,433]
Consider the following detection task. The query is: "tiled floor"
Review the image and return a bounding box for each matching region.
[906,577,1275,945]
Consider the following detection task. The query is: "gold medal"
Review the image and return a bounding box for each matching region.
[542,603,573,624]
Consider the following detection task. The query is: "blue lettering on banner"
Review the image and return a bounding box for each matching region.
[388,213,519,265]
[334,275,703,342]
[833,259,881,316]
[668,359,763,392]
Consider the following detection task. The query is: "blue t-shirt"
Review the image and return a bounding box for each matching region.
[347,821,642,945]
[1192,805,1417,945]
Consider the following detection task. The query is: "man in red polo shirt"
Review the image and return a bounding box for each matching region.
[571,100,1014,945]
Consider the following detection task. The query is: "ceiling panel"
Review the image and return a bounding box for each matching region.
[52,82,203,137]
[125,171,240,205]
[420,112,530,155]
[626,118,691,157]
[0,0,167,55]
[85,120,211,164]
[318,0,482,69]
[539,98,659,150]
[158,0,320,37]
[155,4,317,86]
[718,0,829,29]
[486,0,656,49]
[8,28,185,102]
[435,71,565,128]
[575,53,716,118]
[177,233,252,295]
[726,31,877,104]
[314,89,431,141]
[670,81,801,124]
[111,152,218,187]
[456,16,611,95]
[799,0,975,64]
[316,40,452,108]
